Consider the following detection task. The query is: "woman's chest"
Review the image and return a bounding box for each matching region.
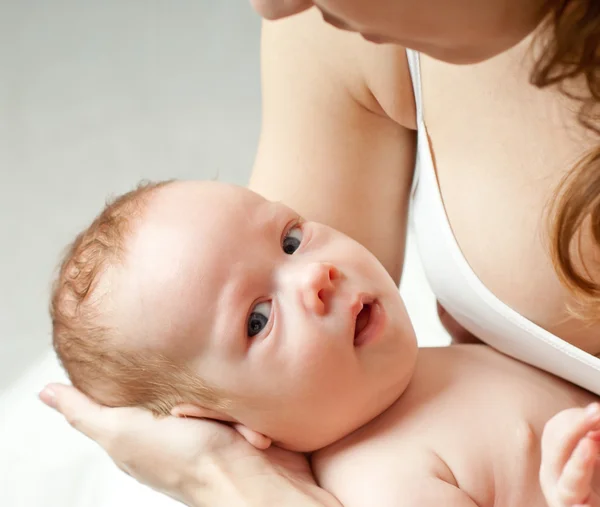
[414,48,600,352]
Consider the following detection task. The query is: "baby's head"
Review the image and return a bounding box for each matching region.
[52,180,418,451]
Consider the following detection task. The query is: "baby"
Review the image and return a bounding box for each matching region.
[52,180,600,507]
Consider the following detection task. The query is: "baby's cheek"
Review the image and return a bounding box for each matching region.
[299,322,344,353]
[290,333,352,385]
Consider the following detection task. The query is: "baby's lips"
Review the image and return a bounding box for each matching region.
[350,298,363,320]
[349,293,374,320]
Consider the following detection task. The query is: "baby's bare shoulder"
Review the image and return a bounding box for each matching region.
[313,431,460,505]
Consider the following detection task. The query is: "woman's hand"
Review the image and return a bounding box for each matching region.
[39,383,248,506]
[38,384,291,506]
[39,384,340,507]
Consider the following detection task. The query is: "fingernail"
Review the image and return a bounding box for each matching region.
[586,403,600,420]
[39,386,57,409]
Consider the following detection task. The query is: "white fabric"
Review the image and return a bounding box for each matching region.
[0,353,182,507]
[406,48,600,395]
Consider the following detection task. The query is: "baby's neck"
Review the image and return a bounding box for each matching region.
[313,345,486,456]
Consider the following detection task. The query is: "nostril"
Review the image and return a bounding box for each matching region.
[317,289,325,302]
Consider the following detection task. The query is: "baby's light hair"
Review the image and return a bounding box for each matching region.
[51,180,229,415]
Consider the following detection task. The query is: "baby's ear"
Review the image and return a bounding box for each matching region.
[170,403,272,450]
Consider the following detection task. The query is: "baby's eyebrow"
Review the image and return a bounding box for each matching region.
[259,201,285,231]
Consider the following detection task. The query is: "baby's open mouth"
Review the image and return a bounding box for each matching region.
[353,302,373,346]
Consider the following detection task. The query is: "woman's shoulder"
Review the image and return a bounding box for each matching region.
[262,8,416,129]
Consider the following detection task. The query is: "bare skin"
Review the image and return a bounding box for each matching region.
[39,2,600,506]
[313,345,598,507]
[41,345,600,507]
[46,181,600,507]
[250,9,600,356]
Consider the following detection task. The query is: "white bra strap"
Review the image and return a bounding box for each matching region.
[405,49,424,124]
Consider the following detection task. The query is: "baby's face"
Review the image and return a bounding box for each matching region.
[115,181,417,451]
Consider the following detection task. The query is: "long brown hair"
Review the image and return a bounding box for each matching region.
[531,0,600,317]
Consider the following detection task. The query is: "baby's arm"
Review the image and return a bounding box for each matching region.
[540,403,600,507]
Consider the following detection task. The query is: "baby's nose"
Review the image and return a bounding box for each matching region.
[300,262,339,315]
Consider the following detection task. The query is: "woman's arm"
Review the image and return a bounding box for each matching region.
[40,384,342,507]
[249,9,417,284]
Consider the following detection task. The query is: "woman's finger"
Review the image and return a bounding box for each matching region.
[39,383,115,444]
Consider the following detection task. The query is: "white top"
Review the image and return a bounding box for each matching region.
[406,49,600,395]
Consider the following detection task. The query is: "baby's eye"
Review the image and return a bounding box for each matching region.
[247,301,272,337]
[282,224,303,255]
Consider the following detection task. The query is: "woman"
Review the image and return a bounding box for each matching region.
[41,0,600,505]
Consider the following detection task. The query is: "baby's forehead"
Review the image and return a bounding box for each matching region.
[115,187,249,355]
[149,180,268,214]
[116,181,289,349]
[143,182,284,247]
[111,256,216,363]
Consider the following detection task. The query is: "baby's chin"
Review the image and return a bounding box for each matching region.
[267,393,406,453]
[271,428,353,453]
[246,413,354,453]
[272,415,382,453]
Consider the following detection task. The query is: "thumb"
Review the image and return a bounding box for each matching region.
[39,383,110,443]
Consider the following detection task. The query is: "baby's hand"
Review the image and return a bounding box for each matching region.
[540,403,600,507]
